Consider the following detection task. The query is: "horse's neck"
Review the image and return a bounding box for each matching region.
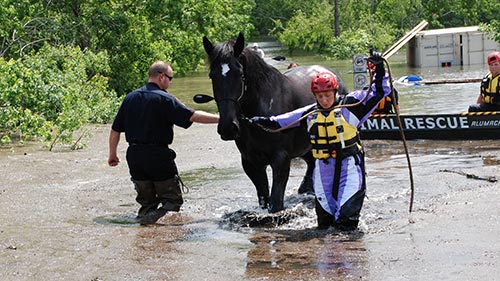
[240,88,261,116]
[242,83,287,117]
[241,58,293,116]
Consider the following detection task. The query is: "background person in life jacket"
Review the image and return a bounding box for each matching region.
[372,88,399,114]
[367,60,400,114]
[249,52,392,231]
[468,51,500,112]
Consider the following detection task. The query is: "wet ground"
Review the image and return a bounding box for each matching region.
[1,123,500,281]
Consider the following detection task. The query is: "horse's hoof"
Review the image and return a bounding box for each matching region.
[259,197,269,209]
[298,177,314,194]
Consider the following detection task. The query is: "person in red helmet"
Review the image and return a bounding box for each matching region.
[250,52,391,231]
[469,51,500,112]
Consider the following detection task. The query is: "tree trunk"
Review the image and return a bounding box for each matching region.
[334,0,340,36]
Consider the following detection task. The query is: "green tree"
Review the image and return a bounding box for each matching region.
[481,20,500,42]
[274,1,335,52]
[0,0,257,146]
[1,0,256,95]
[0,0,52,57]
[422,0,500,28]
[2,0,498,147]
[274,0,397,59]
[146,0,255,75]
[0,44,119,149]
[252,0,312,36]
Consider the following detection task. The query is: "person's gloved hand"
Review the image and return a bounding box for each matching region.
[367,51,385,78]
[250,116,280,130]
[250,116,270,126]
[239,116,251,125]
[367,61,376,72]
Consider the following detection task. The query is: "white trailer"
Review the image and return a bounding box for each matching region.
[407,26,500,68]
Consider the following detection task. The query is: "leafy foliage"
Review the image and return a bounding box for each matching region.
[0,0,254,148]
[275,2,335,52]
[481,20,500,43]
[0,44,120,149]
[251,0,310,36]
[268,0,499,59]
[422,0,500,28]
[274,0,396,59]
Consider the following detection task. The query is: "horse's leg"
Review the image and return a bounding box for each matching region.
[269,150,291,213]
[298,151,315,194]
[241,157,270,209]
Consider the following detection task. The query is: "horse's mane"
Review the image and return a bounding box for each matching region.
[240,49,283,85]
[208,41,284,93]
[207,41,235,69]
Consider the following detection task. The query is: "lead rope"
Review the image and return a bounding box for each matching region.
[255,58,415,214]
[384,59,415,213]
[176,174,190,194]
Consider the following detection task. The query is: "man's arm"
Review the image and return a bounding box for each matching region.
[108,129,121,166]
[189,110,219,124]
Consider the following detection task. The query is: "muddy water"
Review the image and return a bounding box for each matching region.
[1,121,499,280]
[2,57,500,280]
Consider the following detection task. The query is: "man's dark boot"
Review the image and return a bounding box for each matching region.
[154,177,183,212]
[132,179,158,218]
[137,208,168,225]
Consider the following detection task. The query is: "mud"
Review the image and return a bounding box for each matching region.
[1,123,499,280]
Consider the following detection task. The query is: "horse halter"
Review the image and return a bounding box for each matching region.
[214,62,247,105]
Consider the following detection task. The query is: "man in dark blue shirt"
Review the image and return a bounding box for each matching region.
[108,61,219,225]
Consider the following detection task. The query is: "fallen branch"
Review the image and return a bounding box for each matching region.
[421,78,482,85]
[440,169,497,183]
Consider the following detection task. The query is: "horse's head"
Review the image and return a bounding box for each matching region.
[203,33,247,141]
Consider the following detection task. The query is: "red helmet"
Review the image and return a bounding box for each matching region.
[311,72,339,93]
[487,51,500,65]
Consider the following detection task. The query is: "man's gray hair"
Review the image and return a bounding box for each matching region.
[148,61,171,77]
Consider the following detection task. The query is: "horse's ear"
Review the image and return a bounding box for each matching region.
[203,36,214,55]
[233,32,245,57]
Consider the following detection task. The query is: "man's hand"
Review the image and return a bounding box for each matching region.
[108,155,120,166]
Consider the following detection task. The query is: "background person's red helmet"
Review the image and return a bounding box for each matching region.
[311,72,339,93]
[487,51,500,65]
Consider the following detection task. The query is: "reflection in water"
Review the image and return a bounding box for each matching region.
[94,213,139,226]
[245,230,367,280]
[130,214,192,280]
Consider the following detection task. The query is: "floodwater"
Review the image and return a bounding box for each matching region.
[1,46,500,280]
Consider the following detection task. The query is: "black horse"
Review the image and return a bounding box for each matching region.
[202,33,347,213]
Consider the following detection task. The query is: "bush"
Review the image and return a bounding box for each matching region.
[0,44,121,149]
